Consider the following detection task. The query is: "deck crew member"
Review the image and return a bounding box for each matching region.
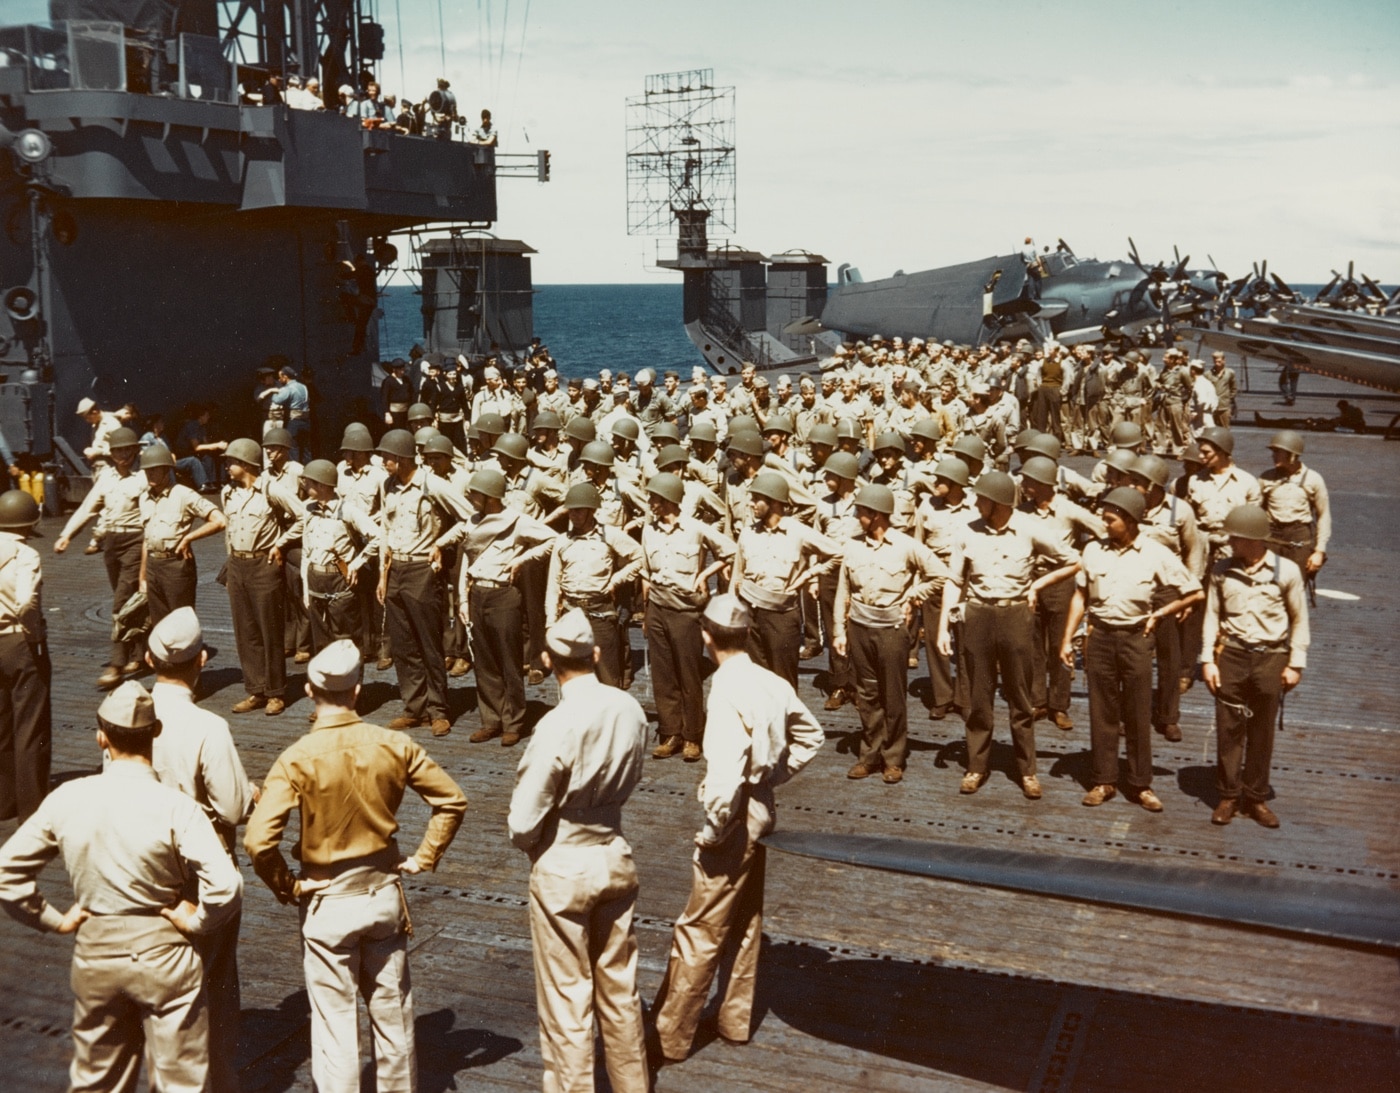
[1200,505,1309,828]
[544,483,644,689]
[298,460,381,655]
[138,444,226,625]
[245,640,468,1093]
[436,468,556,746]
[811,452,865,710]
[54,426,147,688]
[337,423,392,666]
[0,680,242,1093]
[146,608,258,1093]
[262,428,313,664]
[640,473,736,760]
[730,471,841,690]
[653,445,727,527]
[221,437,304,716]
[0,490,49,823]
[937,471,1079,799]
[381,358,413,428]
[1259,430,1330,581]
[507,610,650,1092]
[835,484,939,784]
[375,428,474,736]
[495,432,567,681]
[914,457,977,720]
[1060,488,1202,813]
[651,594,824,1063]
[1210,351,1238,426]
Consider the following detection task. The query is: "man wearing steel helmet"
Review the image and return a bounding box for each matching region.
[0,489,49,822]
[297,460,381,655]
[1259,430,1330,583]
[138,444,226,625]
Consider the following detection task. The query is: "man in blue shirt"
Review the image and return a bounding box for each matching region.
[267,366,311,463]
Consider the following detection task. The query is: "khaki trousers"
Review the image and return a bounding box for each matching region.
[653,792,772,1060]
[70,915,208,1093]
[300,876,415,1093]
[528,838,648,1093]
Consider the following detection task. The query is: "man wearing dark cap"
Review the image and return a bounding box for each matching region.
[1061,488,1201,813]
[381,359,412,428]
[245,641,467,1093]
[0,680,242,1091]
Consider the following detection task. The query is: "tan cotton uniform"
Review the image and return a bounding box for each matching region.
[507,674,650,1093]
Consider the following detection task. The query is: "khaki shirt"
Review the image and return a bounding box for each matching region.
[1018,495,1105,577]
[441,509,556,587]
[151,682,256,840]
[244,712,468,903]
[1141,494,1205,576]
[60,465,145,539]
[0,531,43,640]
[915,494,977,570]
[814,491,864,546]
[503,465,565,518]
[545,523,643,620]
[1076,536,1200,627]
[337,461,389,517]
[834,531,939,641]
[300,498,381,579]
[640,517,736,612]
[947,510,1080,603]
[1259,462,1331,553]
[222,476,304,554]
[380,467,473,559]
[142,482,216,553]
[507,674,648,861]
[732,517,841,612]
[0,762,241,934]
[681,478,727,526]
[1200,551,1310,668]
[1186,465,1262,546]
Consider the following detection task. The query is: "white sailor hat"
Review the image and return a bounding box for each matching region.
[599,368,613,380]
[483,366,501,380]
[545,608,596,659]
[1189,358,1205,371]
[148,606,203,665]
[76,397,97,415]
[635,368,654,385]
[702,593,751,631]
[307,639,362,691]
[98,680,158,730]
[776,374,793,388]
[543,368,557,380]
[582,378,599,391]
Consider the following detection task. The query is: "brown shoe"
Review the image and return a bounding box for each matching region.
[264,697,286,716]
[799,643,823,661]
[1178,676,1192,694]
[431,719,452,737]
[1211,798,1238,826]
[388,715,425,730]
[652,734,683,759]
[121,660,144,676]
[448,657,471,678]
[231,694,267,713]
[1020,775,1043,800]
[882,766,904,785]
[501,731,521,747]
[927,703,949,721]
[1158,723,1182,742]
[1081,784,1117,807]
[293,651,311,664]
[96,666,124,689]
[1245,800,1280,828]
[824,688,848,711]
[847,762,880,780]
[959,771,986,794]
[469,725,502,744]
[1052,710,1074,731]
[682,741,702,762]
[1133,788,1164,813]
[527,667,547,686]
[1032,706,1049,722]
[376,655,394,671]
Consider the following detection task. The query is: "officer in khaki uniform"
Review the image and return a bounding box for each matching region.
[1258,430,1331,581]
[245,641,468,1093]
[297,460,381,655]
[0,490,50,823]
[652,595,824,1063]
[508,610,650,1093]
[138,444,226,625]
[0,680,242,1093]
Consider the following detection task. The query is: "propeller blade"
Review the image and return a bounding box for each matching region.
[1261,259,1268,279]
[1361,274,1387,301]
[1171,254,1190,281]
[1207,253,1219,272]
[1348,260,1354,281]
[1127,237,1146,273]
[1271,273,1296,298]
[1318,273,1341,299]
[762,830,1400,952]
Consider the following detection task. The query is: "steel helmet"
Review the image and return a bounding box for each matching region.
[729,415,760,436]
[822,452,860,481]
[1268,430,1304,457]
[973,470,1017,507]
[726,432,764,458]
[655,444,689,470]
[1012,428,1042,452]
[422,435,456,458]
[650,421,682,445]
[1022,433,1062,462]
[610,417,640,442]
[1223,504,1271,541]
[1130,454,1171,489]
[687,420,718,444]
[564,482,602,510]
[0,489,40,531]
[224,437,263,467]
[263,427,293,450]
[406,402,433,424]
[950,434,986,463]
[1198,426,1234,456]
[764,413,795,436]
[376,429,416,460]
[301,459,339,488]
[646,472,684,505]
[1019,455,1059,488]
[492,433,529,461]
[933,457,970,488]
[563,416,597,443]
[873,430,906,454]
[580,441,615,467]
[468,468,507,500]
[807,423,838,448]
[1109,422,1144,449]
[749,471,790,504]
[835,418,864,442]
[910,417,942,444]
[1104,447,1139,475]
[340,423,374,452]
[139,445,174,470]
[107,427,140,450]
[413,426,440,448]
[533,410,562,432]
[1100,486,1145,524]
[854,483,895,515]
[1180,442,1203,465]
[475,412,506,437]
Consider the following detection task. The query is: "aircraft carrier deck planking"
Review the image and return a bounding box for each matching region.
[2,380,1396,1092]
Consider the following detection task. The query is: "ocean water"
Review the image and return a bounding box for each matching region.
[376,283,699,379]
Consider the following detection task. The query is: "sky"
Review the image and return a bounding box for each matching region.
[3,0,1398,285]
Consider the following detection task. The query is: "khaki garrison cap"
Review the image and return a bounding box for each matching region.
[98,680,158,730]
[703,593,751,631]
[148,607,204,664]
[76,397,98,415]
[546,609,596,659]
[307,639,362,691]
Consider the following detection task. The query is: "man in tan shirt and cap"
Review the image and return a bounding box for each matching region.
[245,640,468,1093]
[508,609,650,1092]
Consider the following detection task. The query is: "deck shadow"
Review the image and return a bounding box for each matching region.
[414,1008,523,1091]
